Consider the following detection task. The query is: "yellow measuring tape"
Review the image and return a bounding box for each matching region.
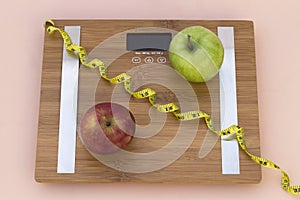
[45,20,300,194]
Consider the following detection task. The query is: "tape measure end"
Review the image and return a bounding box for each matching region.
[44,20,55,28]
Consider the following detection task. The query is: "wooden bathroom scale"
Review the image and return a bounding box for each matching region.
[35,20,261,183]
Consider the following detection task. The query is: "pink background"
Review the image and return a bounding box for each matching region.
[1,0,300,199]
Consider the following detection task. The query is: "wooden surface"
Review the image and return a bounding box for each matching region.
[35,20,261,183]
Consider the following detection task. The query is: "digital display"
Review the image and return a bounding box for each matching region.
[126,33,172,51]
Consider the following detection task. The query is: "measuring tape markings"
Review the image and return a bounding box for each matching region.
[45,20,300,195]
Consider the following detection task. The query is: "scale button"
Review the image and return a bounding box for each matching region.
[144,56,154,63]
[132,57,141,64]
[157,57,167,63]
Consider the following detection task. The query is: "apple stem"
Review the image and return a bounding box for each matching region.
[105,121,111,127]
[187,34,194,51]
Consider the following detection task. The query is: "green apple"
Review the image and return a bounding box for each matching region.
[168,26,224,82]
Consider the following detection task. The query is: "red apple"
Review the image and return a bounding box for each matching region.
[79,102,135,154]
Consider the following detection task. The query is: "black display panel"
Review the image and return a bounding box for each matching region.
[126,33,172,51]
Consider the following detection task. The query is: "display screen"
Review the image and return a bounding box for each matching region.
[126,33,172,51]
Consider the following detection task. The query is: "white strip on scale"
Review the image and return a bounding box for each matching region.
[218,27,240,174]
[57,26,81,173]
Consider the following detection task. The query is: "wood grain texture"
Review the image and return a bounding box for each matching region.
[35,20,261,183]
